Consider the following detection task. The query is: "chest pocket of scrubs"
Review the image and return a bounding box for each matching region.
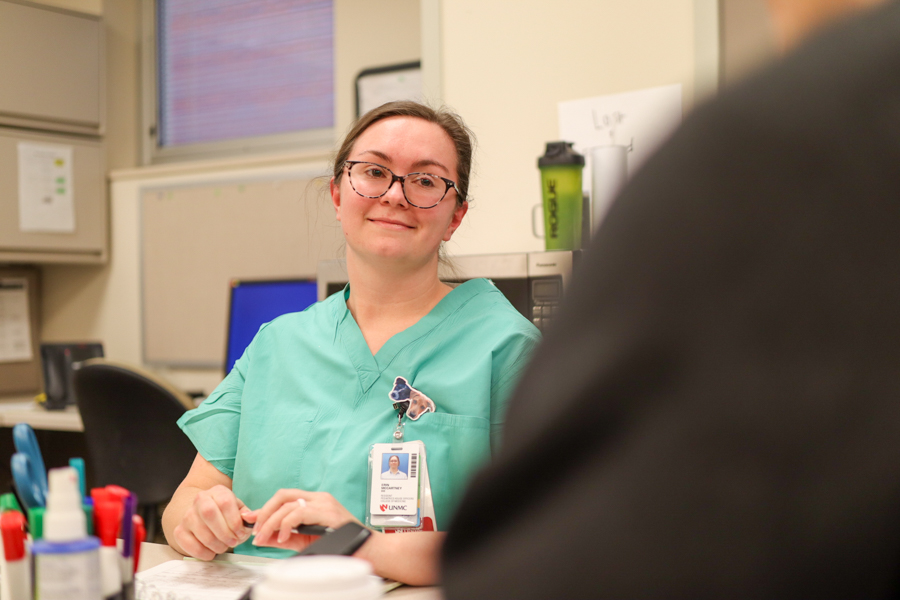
[237,413,317,492]
[403,412,490,528]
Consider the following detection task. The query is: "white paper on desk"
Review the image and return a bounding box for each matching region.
[136,560,267,600]
[18,142,76,233]
[0,278,33,363]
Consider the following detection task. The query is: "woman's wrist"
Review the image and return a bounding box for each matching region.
[352,528,382,567]
[351,530,443,586]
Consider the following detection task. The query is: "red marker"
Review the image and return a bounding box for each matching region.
[132,514,145,574]
[95,499,124,600]
[1,511,31,600]
[104,485,131,504]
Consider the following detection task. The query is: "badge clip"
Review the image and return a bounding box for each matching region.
[392,401,407,441]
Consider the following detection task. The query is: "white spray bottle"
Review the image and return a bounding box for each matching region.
[31,467,102,600]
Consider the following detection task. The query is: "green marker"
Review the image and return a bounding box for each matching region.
[28,506,44,540]
[0,492,22,513]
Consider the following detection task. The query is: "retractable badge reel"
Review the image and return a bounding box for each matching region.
[366,377,437,531]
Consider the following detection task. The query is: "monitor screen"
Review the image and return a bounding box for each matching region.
[225,279,318,373]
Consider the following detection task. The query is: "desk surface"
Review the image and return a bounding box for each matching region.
[137,543,441,599]
[0,394,83,431]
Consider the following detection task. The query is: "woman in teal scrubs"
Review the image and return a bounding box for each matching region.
[162,101,540,585]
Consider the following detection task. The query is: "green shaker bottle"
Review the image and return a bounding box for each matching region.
[538,141,584,251]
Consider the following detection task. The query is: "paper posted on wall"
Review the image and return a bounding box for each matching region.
[0,278,33,363]
[18,142,76,233]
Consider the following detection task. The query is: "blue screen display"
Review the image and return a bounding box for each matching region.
[225,279,318,373]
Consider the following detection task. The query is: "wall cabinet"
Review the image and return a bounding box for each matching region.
[0,0,103,136]
[0,1,106,264]
[0,128,107,263]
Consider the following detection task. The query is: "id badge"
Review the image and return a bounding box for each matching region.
[367,441,432,530]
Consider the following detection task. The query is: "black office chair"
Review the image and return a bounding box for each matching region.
[73,358,197,542]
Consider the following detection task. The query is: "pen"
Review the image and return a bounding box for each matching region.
[1,510,31,600]
[241,520,333,537]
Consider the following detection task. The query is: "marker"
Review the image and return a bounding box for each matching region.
[120,493,137,600]
[132,514,145,574]
[0,492,23,514]
[27,506,44,540]
[68,458,87,497]
[1,511,30,600]
[95,500,123,600]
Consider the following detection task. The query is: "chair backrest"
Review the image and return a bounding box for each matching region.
[73,358,197,505]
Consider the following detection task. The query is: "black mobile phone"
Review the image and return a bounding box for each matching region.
[294,521,372,556]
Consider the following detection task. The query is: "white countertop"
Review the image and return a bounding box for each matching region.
[0,394,83,431]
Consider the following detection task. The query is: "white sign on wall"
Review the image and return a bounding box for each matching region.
[559,84,683,225]
[18,142,76,233]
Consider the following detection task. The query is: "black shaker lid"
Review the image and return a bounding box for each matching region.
[538,141,585,167]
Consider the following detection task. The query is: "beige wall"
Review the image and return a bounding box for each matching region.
[334,0,421,136]
[28,0,100,15]
[439,0,703,257]
[36,0,721,395]
[40,0,140,348]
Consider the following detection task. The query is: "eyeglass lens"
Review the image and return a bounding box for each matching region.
[348,162,448,208]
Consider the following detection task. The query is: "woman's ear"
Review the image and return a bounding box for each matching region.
[442,201,469,242]
[330,177,341,221]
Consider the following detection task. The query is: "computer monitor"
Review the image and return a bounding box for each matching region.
[225,279,318,373]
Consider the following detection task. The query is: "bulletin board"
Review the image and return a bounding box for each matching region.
[140,176,345,368]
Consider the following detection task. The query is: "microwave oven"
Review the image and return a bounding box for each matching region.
[316,250,580,332]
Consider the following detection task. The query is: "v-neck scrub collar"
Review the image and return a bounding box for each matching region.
[335,279,497,393]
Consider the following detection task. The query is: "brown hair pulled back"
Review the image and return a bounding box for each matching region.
[332,101,475,206]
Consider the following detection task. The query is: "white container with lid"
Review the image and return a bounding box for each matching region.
[253,556,381,600]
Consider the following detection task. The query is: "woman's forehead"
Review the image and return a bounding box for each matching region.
[351,116,457,175]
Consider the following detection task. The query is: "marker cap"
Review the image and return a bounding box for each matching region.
[94,500,122,547]
[27,507,44,540]
[0,493,22,514]
[1,511,27,560]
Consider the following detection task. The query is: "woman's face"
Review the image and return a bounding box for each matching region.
[389,456,400,471]
[331,116,468,268]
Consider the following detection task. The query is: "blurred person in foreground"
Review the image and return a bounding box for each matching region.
[443,0,900,597]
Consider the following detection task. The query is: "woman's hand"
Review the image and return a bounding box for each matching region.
[172,484,253,560]
[244,489,360,552]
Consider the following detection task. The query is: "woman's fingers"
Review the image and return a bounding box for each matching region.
[174,518,227,559]
[173,523,218,561]
[215,489,252,544]
[252,490,359,547]
[277,500,308,543]
[253,497,306,545]
[190,485,251,549]
[252,489,312,529]
[263,532,318,553]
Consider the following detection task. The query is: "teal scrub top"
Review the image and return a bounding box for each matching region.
[177,278,541,557]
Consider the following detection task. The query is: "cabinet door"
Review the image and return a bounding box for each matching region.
[0,129,107,263]
[0,1,103,135]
